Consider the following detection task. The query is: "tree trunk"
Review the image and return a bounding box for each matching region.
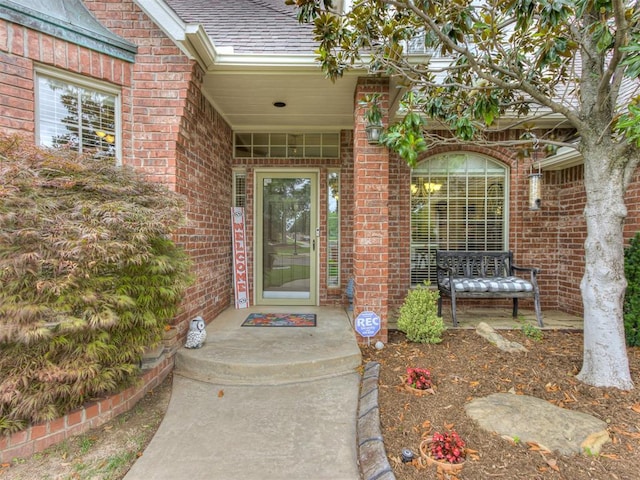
[577,146,634,390]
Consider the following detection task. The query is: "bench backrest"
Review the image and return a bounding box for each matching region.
[436,251,513,281]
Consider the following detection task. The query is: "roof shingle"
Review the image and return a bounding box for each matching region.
[165,0,318,54]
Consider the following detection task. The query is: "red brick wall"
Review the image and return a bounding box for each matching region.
[0,0,234,459]
[0,19,132,136]
[352,78,390,342]
[0,355,174,463]
[82,0,234,337]
[389,154,412,310]
[339,130,355,306]
[539,165,640,317]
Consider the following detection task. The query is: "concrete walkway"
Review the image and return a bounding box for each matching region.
[124,306,362,480]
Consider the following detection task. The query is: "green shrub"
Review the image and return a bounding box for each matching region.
[397,282,445,343]
[0,135,193,433]
[624,233,640,346]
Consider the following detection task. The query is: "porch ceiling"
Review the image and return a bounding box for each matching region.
[203,67,361,133]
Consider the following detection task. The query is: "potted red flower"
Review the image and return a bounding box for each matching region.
[402,367,435,395]
[420,429,467,474]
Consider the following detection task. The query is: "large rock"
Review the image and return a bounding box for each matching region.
[475,322,528,353]
[465,393,609,455]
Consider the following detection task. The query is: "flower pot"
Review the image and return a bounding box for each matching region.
[400,375,435,396]
[419,439,465,475]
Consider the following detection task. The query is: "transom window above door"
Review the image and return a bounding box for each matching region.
[234,133,339,158]
[410,153,508,286]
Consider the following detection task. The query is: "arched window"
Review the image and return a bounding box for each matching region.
[410,153,508,285]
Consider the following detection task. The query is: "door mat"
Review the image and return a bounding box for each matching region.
[241,313,316,327]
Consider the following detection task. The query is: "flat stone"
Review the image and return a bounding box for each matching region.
[465,393,609,455]
[476,322,528,352]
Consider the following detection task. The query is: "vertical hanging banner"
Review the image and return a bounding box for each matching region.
[231,207,249,309]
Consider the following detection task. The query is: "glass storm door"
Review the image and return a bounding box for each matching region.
[256,172,318,305]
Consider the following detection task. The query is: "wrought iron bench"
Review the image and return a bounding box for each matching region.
[435,250,543,327]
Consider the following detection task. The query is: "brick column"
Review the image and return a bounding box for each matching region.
[353,78,390,343]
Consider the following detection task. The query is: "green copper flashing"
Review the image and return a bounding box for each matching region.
[0,0,137,62]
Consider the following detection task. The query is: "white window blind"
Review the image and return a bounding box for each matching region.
[233,171,247,207]
[327,171,340,288]
[411,153,508,285]
[37,74,117,160]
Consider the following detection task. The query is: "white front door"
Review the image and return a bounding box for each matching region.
[255,171,318,305]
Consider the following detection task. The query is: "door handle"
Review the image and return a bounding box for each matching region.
[313,239,316,251]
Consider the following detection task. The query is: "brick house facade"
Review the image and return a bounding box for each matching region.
[1,0,639,460]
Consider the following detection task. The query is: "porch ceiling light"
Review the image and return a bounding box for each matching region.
[273,101,287,108]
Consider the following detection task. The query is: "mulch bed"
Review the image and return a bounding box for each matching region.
[362,329,640,480]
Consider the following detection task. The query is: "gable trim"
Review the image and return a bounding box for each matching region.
[0,0,137,63]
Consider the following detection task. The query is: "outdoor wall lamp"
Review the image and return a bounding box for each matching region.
[529,170,542,210]
[365,124,383,144]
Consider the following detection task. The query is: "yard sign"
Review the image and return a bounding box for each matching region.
[231,207,249,309]
[355,311,381,339]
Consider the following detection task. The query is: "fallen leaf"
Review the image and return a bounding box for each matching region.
[545,383,560,392]
[600,453,620,460]
[544,457,560,472]
[612,426,640,439]
[630,403,640,413]
[527,442,551,453]
[217,389,224,398]
[469,381,480,387]
[466,448,481,460]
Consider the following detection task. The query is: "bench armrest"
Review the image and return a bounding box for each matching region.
[512,264,540,286]
[435,264,455,288]
[512,264,539,275]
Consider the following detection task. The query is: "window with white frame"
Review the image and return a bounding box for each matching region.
[36,70,119,161]
[233,170,247,207]
[327,171,340,288]
[410,153,508,285]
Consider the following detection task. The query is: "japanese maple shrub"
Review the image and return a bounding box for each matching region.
[397,282,445,344]
[0,135,193,434]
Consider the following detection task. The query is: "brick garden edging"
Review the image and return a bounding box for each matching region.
[358,361,396,480]
[0,354,174,463]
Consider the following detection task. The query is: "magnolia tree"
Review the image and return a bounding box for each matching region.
[289,0,640,389]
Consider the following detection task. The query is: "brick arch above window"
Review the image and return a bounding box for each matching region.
[410,152,509,285]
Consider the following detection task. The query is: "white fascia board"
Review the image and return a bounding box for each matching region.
[210,53,319,69]
[134,0,214,66]
[535,145,583,171]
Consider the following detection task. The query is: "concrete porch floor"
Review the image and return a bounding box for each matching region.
[387,306,583,331]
